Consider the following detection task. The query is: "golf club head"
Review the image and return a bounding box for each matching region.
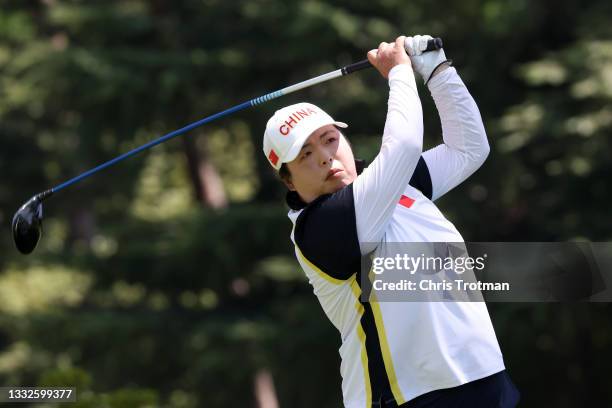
[12,190,52,255]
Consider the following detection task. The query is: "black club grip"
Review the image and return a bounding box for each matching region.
[424,37,443,52]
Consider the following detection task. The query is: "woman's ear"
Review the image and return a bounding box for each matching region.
[283,178,296,191]
[279,164,296,191]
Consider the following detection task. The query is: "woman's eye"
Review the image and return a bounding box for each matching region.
[327,137,337,144]
[301,151,311,160]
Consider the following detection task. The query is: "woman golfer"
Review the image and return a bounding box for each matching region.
[262,35,520,408]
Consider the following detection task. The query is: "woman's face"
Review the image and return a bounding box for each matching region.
[284,124,358,204]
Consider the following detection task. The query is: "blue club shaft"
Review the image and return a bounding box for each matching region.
[53,101,253,192]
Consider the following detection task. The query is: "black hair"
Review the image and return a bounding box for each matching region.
[279,163,291,183]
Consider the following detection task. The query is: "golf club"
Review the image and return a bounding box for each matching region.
[12,37,443,255]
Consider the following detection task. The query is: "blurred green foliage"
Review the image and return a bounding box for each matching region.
[1,0,612,407]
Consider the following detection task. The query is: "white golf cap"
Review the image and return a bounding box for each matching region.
[263,102,347,170]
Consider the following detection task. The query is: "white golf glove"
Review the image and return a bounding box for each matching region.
[404,35,451,84]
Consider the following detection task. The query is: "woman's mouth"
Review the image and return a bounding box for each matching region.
[326,168,343,180]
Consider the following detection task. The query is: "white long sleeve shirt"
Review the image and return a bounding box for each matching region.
[354,64,490,252]
[288,64,503,408]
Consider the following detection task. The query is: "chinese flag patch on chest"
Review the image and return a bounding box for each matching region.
[399,195,415,208]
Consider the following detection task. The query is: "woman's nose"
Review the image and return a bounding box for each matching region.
[314,145,333,166]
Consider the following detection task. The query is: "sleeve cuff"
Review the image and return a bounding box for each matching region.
[427,66,458,91]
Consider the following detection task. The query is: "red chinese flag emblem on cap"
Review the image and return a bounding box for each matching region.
[268,149,279,166]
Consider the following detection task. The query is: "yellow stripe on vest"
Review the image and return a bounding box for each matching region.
[294,244,373,406]
[295,245,347,285]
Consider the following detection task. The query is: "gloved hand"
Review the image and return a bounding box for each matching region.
[404,35,451,84]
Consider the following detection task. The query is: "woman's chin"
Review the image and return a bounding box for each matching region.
[325,177,349,193]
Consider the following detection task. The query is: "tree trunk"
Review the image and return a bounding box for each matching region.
[254,368,279,408]
[182,135,227,209]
